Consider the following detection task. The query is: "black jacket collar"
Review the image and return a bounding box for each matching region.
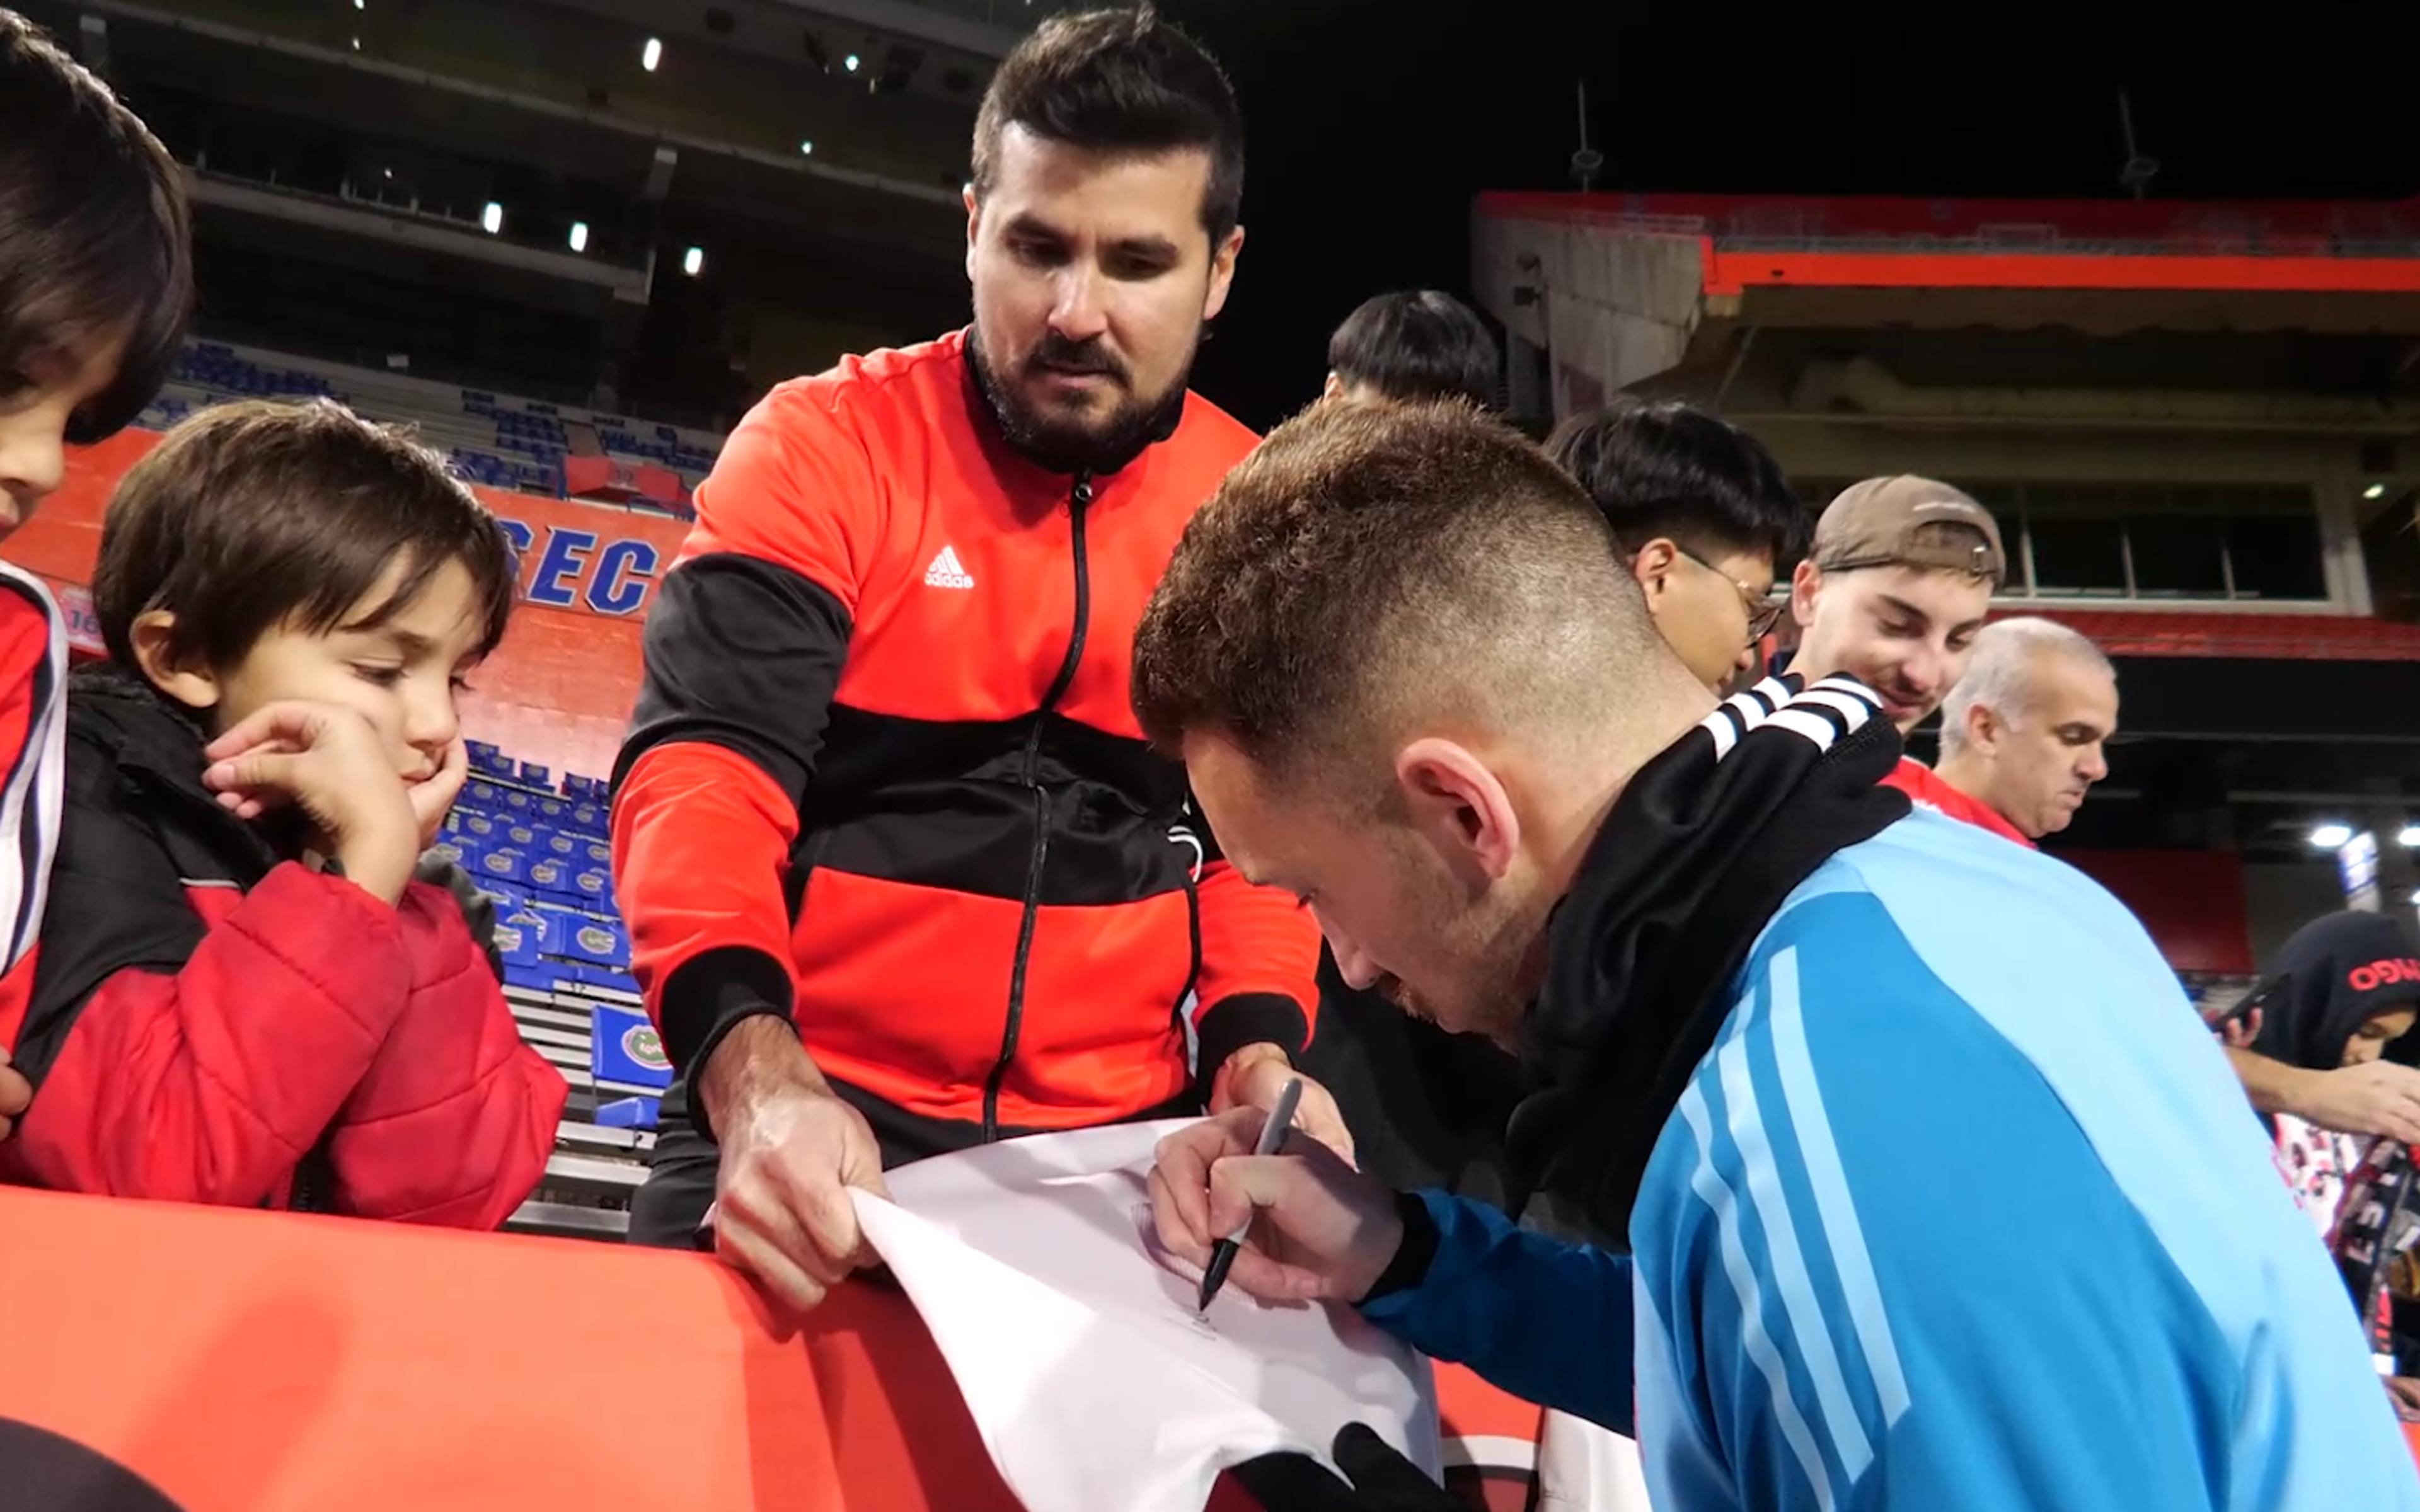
[67,663,297,871]
[1504,674,1910,1240]
[70,665,216,797]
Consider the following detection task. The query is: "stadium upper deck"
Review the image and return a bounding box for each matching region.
[1470,190,2420,961]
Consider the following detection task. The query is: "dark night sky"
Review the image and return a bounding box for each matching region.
[1155,0,2420,430]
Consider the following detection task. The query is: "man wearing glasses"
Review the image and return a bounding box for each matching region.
[1544,400,1806,691]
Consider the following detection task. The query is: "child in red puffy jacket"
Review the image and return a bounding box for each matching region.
[0,398,564,1226]
[0,11,193,1143]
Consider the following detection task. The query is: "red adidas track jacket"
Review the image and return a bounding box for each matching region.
[613,330,1319,1142]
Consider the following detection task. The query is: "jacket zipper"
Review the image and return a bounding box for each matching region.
[1174,866,1202,1066]
[287,1131,336,1213]
[982,471,1093,1139]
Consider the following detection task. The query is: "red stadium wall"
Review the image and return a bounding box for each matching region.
[5,429,680,781]
[2060,849,2256,976]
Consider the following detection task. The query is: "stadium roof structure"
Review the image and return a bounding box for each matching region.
[1475,191,2420,398]
[1468,190,2420,868]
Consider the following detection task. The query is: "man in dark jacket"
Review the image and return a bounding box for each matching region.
[1302,399,1809,1216]
[1140,399,2416,1511]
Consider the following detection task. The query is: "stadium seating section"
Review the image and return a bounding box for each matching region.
[141,340,724,515]
[434,739,661,1241]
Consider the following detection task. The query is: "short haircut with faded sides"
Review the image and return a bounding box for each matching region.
[1132,400,1665,789]
[94,399,516,675]
[972,5,1244,248]
[1939,617,2116,753]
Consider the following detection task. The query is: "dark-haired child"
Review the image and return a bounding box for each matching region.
[0,9,195,1140]
[0,399,563,1225]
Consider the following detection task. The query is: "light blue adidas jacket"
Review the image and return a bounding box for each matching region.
[1364,810,2420,1511]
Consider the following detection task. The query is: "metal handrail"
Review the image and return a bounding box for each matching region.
[1497,207,2420,261]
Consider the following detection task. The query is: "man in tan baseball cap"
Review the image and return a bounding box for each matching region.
[1788,475,2002,733]
[1787,475,2008,826]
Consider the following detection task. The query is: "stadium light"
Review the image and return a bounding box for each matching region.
[800,140,814,156]
[2310,822,2356,850]
[683,245,705,277]
[2366,483,2390,500]
[480,201,502,235]
[350,35,360,50]
[844,52,860,71]
[2399,823,2420,848]
[568,221,589,253]
[642,37,663,72]
[354,0,364,9]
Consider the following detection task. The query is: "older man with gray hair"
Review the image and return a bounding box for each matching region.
[1930,616,2118,844]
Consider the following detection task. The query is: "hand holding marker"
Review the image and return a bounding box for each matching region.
[1196,1075,1304,1312]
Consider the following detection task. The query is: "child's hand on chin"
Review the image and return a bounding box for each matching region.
[201,702,420,906]
[406,735,470,850]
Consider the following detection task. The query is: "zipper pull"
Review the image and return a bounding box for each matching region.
[1072,472,1093,510]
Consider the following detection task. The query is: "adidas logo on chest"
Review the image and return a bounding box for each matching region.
[923,544,975,590]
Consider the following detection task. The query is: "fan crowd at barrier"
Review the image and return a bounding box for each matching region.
[4,7,2420,1509]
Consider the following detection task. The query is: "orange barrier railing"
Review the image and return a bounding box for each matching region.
[13,1183,2409,1504]
[0,1186,1538,1511]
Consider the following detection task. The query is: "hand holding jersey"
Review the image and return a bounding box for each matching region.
[700,1019,890,1314]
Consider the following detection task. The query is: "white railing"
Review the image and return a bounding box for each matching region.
[1491,205,2420,261]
